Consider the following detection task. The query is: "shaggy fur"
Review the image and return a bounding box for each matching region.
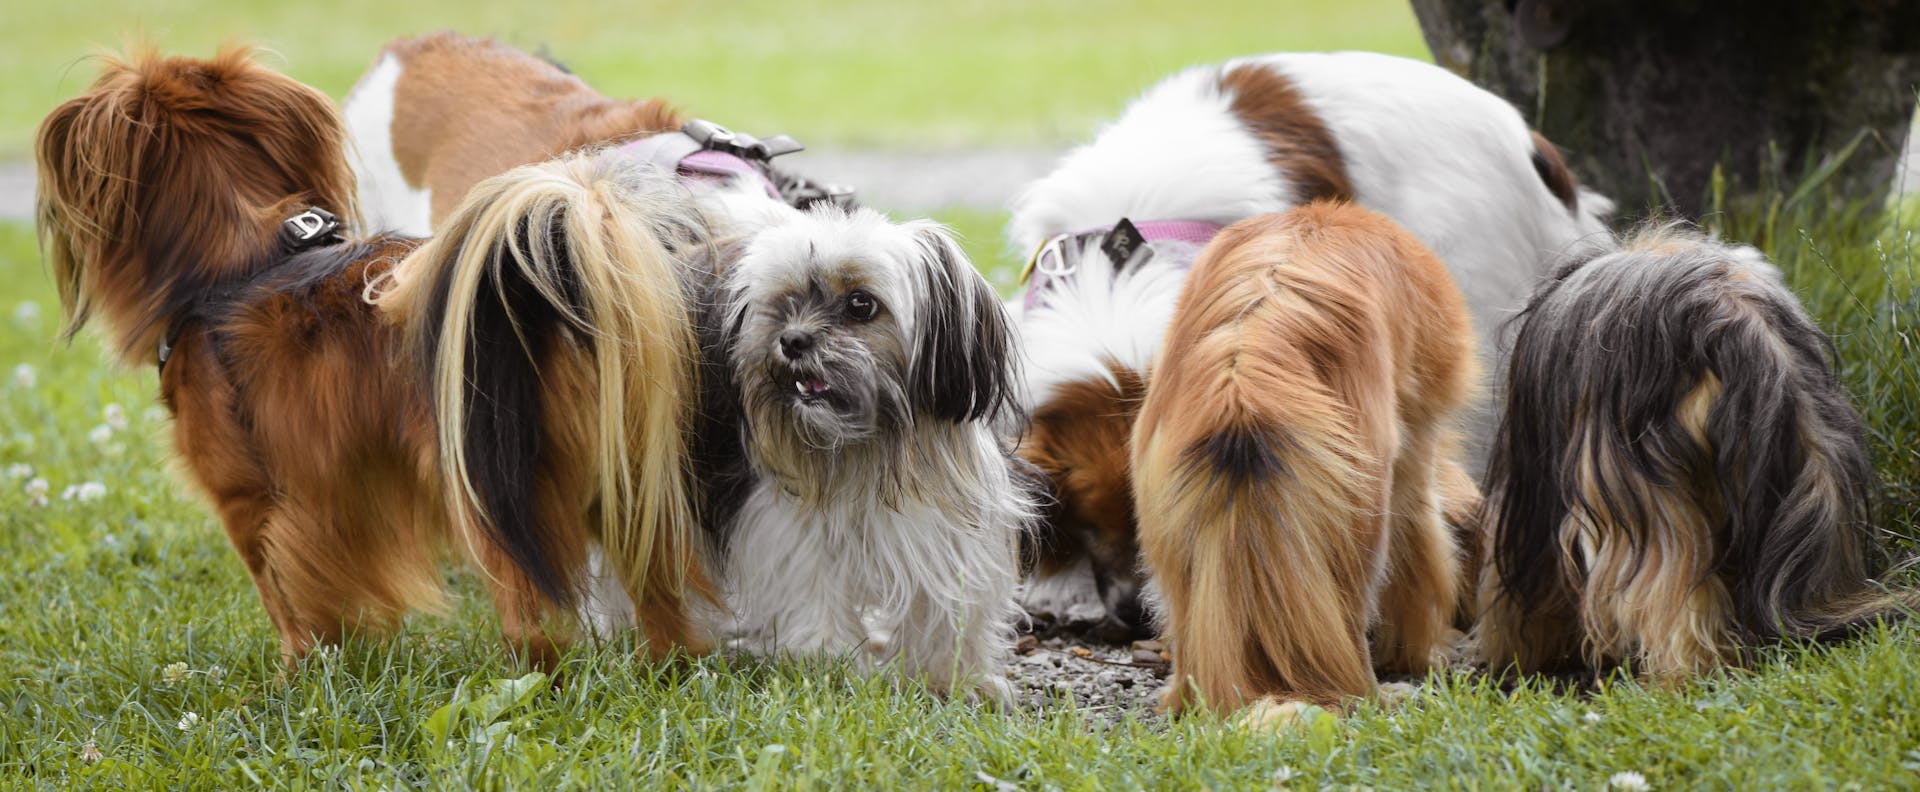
[1474,229,1915,681]
[376,149,721,653]
[718,208,1034,701]
[1131,202,1477,719]
[34,48,708,662]
[1011,51,1593,635]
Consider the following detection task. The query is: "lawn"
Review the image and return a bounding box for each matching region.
[0,0,1428,159]
[4,194,1920,787]
[7,1,1920,788]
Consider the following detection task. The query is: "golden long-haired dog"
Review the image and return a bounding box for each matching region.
[35,47,710,663]
[1131,202,1477,722]
[1474,229,1915,681]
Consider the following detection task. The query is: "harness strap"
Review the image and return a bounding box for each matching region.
[618,120,854,209]
[1019,217,1226,312]
[157,207,344,373]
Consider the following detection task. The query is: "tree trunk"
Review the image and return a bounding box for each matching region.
[1410,0,1920,218]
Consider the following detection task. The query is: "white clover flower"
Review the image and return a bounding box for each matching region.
[62,482,106,502]
[1272,765,1299,785]
[6,463,30,480]
[13,301,40,328]
[207,665,228,682]
[1584,711,1604,724]
[79,740,102,764]
[176,711,199,731]
[1609,771,1650,791]
[88,424,113,446]
[104,404,128,430]
[300,707,319,718]
[24,477,48,507]
[12,364,34,390]
[162,661,189,684]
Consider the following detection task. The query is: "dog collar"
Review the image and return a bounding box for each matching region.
[1019,218,1225,312]
[618,119,854,209]
[158,207,344,373]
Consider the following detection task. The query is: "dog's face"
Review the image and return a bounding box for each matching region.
[722,208,1018,470]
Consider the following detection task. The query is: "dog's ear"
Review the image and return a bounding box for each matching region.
[907,223,1020,424]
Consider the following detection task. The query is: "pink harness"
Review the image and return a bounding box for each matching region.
[617,132,783,200]
[1021,219,1225,311]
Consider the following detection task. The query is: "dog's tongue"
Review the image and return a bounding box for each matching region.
[795,378,831,396]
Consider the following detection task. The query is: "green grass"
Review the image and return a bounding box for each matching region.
[8,3,1920,786]
[0,0,1427,159]
[5,188,1920,785]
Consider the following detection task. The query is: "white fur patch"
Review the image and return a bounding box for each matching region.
[343,54,433,237]
[1010,51,1620,466]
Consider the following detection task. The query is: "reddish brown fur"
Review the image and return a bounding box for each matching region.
[1015,64,1361,630]
[1218,64,1355,204]
[367,32,683,224]
[1528,131,1581,212]
[1131,202,1477,719]
[34,47,706,664]
[1016,368,1146,594]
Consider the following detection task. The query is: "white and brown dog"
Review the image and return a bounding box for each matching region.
[1010,51,1615,635]
[342,31,845,239]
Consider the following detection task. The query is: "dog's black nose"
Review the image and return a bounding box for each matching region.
[778,329,815,359]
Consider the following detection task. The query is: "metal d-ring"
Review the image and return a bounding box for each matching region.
[1034,234,1078,279]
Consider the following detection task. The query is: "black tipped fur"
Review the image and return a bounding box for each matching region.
[1189,423,1288,484]
[686,245,755,556]
[417,216,582,606]
[1487,232,1896,647]
[908,227,1020,424]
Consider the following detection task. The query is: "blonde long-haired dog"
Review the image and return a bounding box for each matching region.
[375,148,720,656]
[1132,202,1477,722]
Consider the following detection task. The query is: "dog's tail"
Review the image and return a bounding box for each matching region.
[1489,232,1912,671]
[380,149,704,613]
[1132,211,1450,713]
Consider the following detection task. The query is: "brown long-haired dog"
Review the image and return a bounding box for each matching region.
[35,47,710,662]
[1131,202,1477,723]
[1474,230,1915,682]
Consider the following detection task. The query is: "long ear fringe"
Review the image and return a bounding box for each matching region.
[906,223,1021,426]
[377,150,704,611]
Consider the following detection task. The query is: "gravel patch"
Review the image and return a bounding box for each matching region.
[1007,630,1169,724]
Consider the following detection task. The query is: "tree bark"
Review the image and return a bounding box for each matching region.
[1410,0,1920,218]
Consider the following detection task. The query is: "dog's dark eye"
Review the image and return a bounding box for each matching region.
[846,290,880,321]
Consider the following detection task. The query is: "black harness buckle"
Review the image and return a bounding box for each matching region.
[160,206,343,372]
[276,207,343,253]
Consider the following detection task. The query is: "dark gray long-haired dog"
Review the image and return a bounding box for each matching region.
[1473,228,1913,681]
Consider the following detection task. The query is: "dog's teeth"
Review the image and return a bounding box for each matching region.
[795,380,807,395]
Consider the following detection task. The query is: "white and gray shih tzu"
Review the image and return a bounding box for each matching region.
[712,206,1037,702]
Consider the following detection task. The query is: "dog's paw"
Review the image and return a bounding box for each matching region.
[1374,681,1419,711]
[971,675,1014,707]
[1233,698,1329,732]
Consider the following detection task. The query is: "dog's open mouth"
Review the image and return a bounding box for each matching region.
[793,377,833,402]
